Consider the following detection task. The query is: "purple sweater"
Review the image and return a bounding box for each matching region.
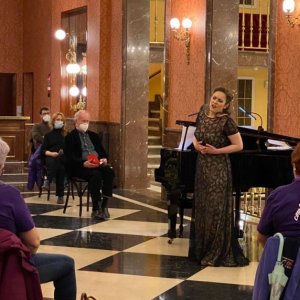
[257,176,300,237]
[0,182,35,234]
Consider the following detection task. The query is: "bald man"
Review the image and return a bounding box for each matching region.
[64,110,114,220]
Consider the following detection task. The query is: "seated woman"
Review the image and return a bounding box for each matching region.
[41,112,66,204]
[0,138,76,300]
[257,142,300,246]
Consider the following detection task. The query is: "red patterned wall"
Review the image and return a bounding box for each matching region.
[168,0,206,128]
[274,0,300,137]
[0,0,23,109]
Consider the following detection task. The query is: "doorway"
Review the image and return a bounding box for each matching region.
[0,73,16,116]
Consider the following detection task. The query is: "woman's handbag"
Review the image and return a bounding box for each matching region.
[80,292,97,300]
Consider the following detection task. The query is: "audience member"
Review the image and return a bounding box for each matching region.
[257,142,300,246]
[0,138,76,300]
[65,110,115,220]
[41,112,66,204]
[32,106,51,151]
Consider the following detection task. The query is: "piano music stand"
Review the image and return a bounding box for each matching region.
[176,120,196,151]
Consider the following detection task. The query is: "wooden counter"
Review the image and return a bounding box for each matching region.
[0,116,31,161]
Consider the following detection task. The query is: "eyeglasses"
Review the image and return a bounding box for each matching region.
[41,112,50,115]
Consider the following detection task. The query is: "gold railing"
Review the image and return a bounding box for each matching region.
[150,0,165,44]
[239,0,270,52]
[240,188,266,218]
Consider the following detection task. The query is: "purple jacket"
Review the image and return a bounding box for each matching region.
[27,145,43,190]
[0,229,43,300]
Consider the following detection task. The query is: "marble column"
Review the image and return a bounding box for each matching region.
[205,0,239,116]
[121,0,150,188]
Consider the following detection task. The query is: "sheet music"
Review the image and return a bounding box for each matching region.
[267,139,292,150]
[176,126,196,150]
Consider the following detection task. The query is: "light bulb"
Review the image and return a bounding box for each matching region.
[82,87,87,97]
[54,29,66,40]
[170,18,180,29]
[283,0,295,14]
[66,63,81,74]
[182,18,192,29]
[69,85,80,97]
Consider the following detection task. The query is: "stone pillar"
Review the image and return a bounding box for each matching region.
[205,0,239,116]
[120,0,150,188]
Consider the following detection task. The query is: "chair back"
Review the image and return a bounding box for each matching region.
[252,235,300,300]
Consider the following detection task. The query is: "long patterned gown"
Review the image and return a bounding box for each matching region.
[188,105,249,267]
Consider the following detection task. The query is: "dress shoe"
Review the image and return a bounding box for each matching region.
[103,207,110,218]
[43,179,50,190]
[57,196,64,204]
[91,209,105,220]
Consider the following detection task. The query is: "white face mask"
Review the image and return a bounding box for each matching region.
[54,120,64,129]
[78,122,89,132]
[42,114,50,122]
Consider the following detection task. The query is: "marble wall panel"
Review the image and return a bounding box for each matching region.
[109,0,122,123]
[121,0,149,188]
[206,0,239,117]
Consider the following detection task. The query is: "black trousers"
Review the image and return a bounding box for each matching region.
[45,157,65,197]
[73,165,114,210]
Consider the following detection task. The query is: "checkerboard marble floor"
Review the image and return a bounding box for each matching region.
[21,185,260,300]
[0,171,261,300]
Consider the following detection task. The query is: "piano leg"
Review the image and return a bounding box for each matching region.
[167,190,180,244]
[234,189,243,238]
[179,205,184,238]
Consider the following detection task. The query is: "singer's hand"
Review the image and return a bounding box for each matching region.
[200,143,219,155]
[194,142,207,153]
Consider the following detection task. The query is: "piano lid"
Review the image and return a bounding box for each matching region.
[176,120,300,148]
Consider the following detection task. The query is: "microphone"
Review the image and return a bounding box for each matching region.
[188,111,200,117]
[238,106,263,131]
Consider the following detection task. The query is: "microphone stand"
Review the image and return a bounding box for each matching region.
[188,111,200,117]
[249,112,263,132]
[238,106,264,131]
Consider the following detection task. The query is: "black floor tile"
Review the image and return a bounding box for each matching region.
[41,231,154,251]
[27,203,64,215]
[153,280,253,300]
[81,252,203,279]
[32,215,100,229]
[115,208,169,223]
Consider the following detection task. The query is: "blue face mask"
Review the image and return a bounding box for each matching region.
[54,120,64,129]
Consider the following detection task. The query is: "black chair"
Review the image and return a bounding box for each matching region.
[63,177,90,217]
[38,166,50,201]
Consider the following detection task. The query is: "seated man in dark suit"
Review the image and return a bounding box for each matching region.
[64,110,114,220]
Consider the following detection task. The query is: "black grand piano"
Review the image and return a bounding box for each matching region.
[155,120,300,242]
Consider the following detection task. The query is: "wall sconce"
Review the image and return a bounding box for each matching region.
[282,0,300,27]
[54,29,87,111]
[170,17,192,65]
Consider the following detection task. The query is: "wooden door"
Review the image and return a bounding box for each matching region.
[0,73,16,116]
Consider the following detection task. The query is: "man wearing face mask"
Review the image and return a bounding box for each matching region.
[41,112,66,204]
[64,110,115,220]
[31,107,52,152]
